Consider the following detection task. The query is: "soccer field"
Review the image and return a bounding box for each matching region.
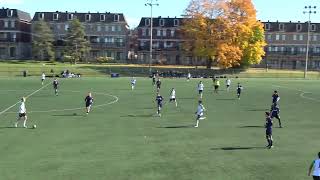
[0,77,319,180]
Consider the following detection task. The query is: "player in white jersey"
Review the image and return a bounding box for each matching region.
[194,100,206,128]
[41,72,46,85]
[15,97,28,128]
[308,152,320,180]
[187,72,191,81]
[131,77,136,90]
[226,78,231,91]
[198,81,204,99]
[169,88,178,107]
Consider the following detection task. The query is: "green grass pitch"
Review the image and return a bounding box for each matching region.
[0,77,319,180]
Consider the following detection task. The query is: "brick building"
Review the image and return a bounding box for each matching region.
[0,8,31,59]
[32,11,129,61]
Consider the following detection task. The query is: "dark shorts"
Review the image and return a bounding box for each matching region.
[313,176,320,180]
[237,91,241,95]
[271,114,280,119]
[86,103,92,108]
[214,85,219,90]
[19,113,26,117]
[266,129,272,136]
[158,103,162,108]
[170,98,176,101]
[157,85,161,89]
[227,85,230,87]
[199,90,203,94]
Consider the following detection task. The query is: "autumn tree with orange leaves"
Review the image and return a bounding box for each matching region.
[182,0,266,68]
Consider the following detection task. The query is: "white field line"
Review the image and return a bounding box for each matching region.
[0,82,51,115]
[272,85,320,103]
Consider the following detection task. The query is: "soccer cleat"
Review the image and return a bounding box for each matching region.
[194,125,198,128]
[14,124,17,128]
[23,126,27,128]
[268,145,274,149]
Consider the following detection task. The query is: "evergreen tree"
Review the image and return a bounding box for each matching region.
[32,20,54,60]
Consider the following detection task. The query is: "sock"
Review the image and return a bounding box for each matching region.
[278,118,282,127]
[267,139,270,146]
[270,140,273,146]
[23,120,26,127]
[196,120,199,127]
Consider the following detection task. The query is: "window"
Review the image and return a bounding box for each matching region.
[85,14,91,22]
[7,9,13,17]
[265,23,270,30]
[274,47,278,52]
[174,19,179,26]
[10,21,15,28]
[114,14,120,22]
[275,34,280,40]
[53,13,59,21]
[281,34,286,41]
[157,29,161,36]
[311,24,316,31]
[171,30,175,37]
[279,24,284,31]
[299,34,303,41]
[267,34,272,41]
[105,26,109,31]
[268,46,272,52]
[140,40,145,47]
[142,29,146,36]
[145,19,150,26]
[4,21,8,28]
[100,14,105,21]
[280,47,285,52]
[97,25,101,32]
[313,35,317,41]
[68,14,73,20]
[57,24,61,30]
[111,26,115,31]
[39,13,44,20]
[293,34,297,41]
[12,33,16,42]
[296,24,302,31]
[291,47,295,54]
[159,19,164,26]
[65,24,69,31]
[163,29,167,36]
[117,26,122,32]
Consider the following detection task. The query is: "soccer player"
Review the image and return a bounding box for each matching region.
[270,103,282,128]
[187,72,191,81]
[198,81,204,99]
[152,74,156,86]
[169,88,178,107]
[85,92,93,115]
[156,78,161,92]
[131,77,136,90]
[155,93,163,117]
[15,97,27,128]
[53,78,59,96]
[194,100,206,128]
[236,83,243,99]
[265,112,273,149]
[226,78,231,92]
[41,72,46,85]
[308,152,320,180]
[272,90,280,105]
[214,79,220,93]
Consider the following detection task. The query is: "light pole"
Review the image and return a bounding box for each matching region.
[145,0,159,74]
[303,6,316,78]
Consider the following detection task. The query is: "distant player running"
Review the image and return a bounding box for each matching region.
[155,93,163,117]
[131,77,136,90]
[85,92,93,115]
[194,100,206,128]
[152,74,156,86]
[270,103,282,128]
[272,90,280,105]
[14,97,28,128]
[187,72,191,81]
[156,79,161,92]
[41,72,46,85]
[226,78,231,92]
[198,81,204,99]
[53,78,59,96]
[169,88,178,107]
[308,152,320,180]
[236,83,243,99]
[265,112,274,149]
[213,79,220,93]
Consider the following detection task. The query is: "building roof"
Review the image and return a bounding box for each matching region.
[32,11,127,25]
[0,8,31,22]
[263,21,320,33]
[138,17,185,28]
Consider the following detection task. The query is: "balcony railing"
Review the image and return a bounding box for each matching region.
[90,42,125,48]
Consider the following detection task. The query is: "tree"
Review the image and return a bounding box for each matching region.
[64,18,90,64]
[182,0,266,69]
[32,20,54,60]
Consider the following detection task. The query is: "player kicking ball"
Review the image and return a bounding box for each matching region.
[169,88,178,107]
[53,78,59,96]
[41,72,46,85]
[155,93,163,117]
[131,77,136,90]
[194,100,206,128]
[15,97,28,128]
[265,112,274,149]
[85,92,93,115]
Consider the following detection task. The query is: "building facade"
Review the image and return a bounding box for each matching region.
[261,21,320,70]
[32,11,129,61]
[0,8,31,59]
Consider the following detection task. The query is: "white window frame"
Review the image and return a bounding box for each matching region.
[142,29,146,36]
[275,34,280,41]
[39,13,44,20]
[296,24,302,32]
[313,35,317,41]
[4,21,8,28]
[111,26,115,32]
[85,14,91,22]
[163,29,167,37]
[145,19,150,26]
[53,13,59,21]
[174,19,179,26]
[114,14,120,22]
[311,24,316,31]
[100,14,106,21]
[281,34,286,41]
[65,24,69,31]
[68,13,74,20]
[293,34,297,41]
[265,23,270,30]
[299,34,304,41]
[159,19,164,26]
[10,21,15,28]
[97,25,101,32]
[7,9,13,17]
[157,29,161,36]
[279,23,284,31]
[171,30,175,37]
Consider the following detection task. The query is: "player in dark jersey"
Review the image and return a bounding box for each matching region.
[156,79,161,92]
[155,93,163,117]
[236,83,243,99]
[272,90,280,104]
[85,92,93,114]
[53,78,59,96]
[265,112,273,149]
[152,74,156,86]
[270,103,282,128]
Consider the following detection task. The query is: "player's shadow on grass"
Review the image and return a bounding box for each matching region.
[158,125,194,128]
[239,125,265,128]
[52,114,85,117]
[123,114,154,118]
[211,147,266,151]
[247,108,269,112]
[215,98,236,101]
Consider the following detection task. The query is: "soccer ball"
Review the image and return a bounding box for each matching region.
[32,125,37,129]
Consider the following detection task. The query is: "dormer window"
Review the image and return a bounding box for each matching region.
[145,18,150,26]
[7,9,13,17]
[68,13,74,20]
[53,13,59,21]
[85,14,91,22]
[159,19,164,26]
[279,23,284,31]
[114,14,120,22]
[174,19,179,26]
[100,14,106,21]
[296,24,302,32]
[39,13,44,20]
[265,23,270,30]
[311,24,316,31]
